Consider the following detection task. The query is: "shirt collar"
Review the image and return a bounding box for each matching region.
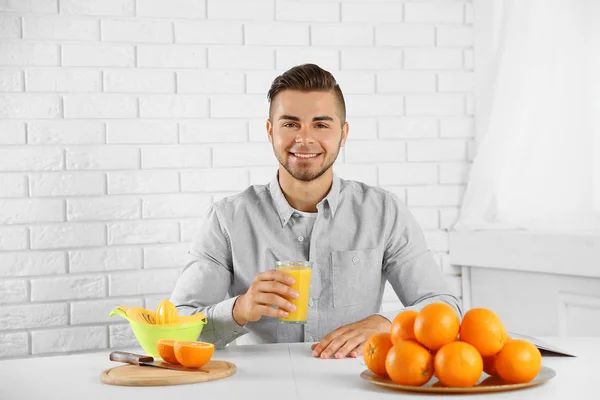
[269,172,341,227]
[321,172,340,218]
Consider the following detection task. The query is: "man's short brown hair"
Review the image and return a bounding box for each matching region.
[267,64,346,123]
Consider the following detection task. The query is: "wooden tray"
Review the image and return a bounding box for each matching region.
[100,360,236,387]
[360,365,556,394]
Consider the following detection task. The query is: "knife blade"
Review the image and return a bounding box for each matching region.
[109,351,209,373]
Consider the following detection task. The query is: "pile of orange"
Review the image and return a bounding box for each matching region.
[363,304,542,387]
[156,339,214,368]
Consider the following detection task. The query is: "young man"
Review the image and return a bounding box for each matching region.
[170,64,461,359]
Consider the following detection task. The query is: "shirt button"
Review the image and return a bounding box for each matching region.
[293,213,300,218]
[309,299,314,307]
[352,256,359,262]
[298,235,304,242]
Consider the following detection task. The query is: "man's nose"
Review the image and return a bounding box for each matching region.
[295,126,315,144]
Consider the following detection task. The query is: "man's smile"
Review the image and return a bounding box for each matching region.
[290,152,322,160]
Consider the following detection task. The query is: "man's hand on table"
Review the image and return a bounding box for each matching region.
[232,270,299,326]
[311,314,391,359]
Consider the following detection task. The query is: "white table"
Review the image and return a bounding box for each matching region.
[0,337,595,399]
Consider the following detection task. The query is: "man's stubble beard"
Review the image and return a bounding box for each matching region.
[273,135,343,182]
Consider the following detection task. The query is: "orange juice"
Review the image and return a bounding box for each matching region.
[276,261,313,324]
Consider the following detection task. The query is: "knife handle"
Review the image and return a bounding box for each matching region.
[110,351,154,365]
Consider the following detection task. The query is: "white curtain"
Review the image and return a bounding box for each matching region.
[454,0,600,231]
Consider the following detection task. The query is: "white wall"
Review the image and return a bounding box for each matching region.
[0,0,474,359]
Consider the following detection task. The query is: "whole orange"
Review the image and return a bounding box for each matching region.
[174,341,215,368]
[459,308,507,357]
[385,340,433,386]
[362,333,394,377]
[482,354,498,376]
[495,339,541,384]
[156,339,180,365]
[414,303,460,351]
[390,310,418,345]
[434,341,483,388]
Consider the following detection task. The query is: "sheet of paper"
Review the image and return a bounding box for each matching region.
[508,332,577,357]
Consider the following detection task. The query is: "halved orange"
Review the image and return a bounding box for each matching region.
[156,339,180,365]
[174,341,215,368]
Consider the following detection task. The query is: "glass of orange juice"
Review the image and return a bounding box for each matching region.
[276,261,313,324]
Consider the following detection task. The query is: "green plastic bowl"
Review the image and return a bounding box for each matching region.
[110,307,207,357]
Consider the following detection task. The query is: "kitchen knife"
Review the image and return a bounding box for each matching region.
[109,351,209,372]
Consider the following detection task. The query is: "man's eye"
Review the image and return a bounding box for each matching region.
[283,123,297,128]
[316,124,328,129]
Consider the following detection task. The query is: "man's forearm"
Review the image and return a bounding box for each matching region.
[176,296,249,349]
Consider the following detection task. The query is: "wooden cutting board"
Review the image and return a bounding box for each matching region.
[100,360,236,386]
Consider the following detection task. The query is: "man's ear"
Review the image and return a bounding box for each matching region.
[266,119,273,144]
[340,122,349,147]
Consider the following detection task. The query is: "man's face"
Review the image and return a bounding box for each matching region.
[267,90,349,182]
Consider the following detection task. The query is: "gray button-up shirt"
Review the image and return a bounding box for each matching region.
[170,173,461,349]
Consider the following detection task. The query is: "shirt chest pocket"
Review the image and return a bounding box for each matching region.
[331,248,380,307]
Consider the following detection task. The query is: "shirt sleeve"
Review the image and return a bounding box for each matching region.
[375,192,463,322]
[169,204,249,349]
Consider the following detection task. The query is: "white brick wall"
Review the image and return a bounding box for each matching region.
[61,43,135,67]
[23,16,100,41]
[0,0,473,359]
